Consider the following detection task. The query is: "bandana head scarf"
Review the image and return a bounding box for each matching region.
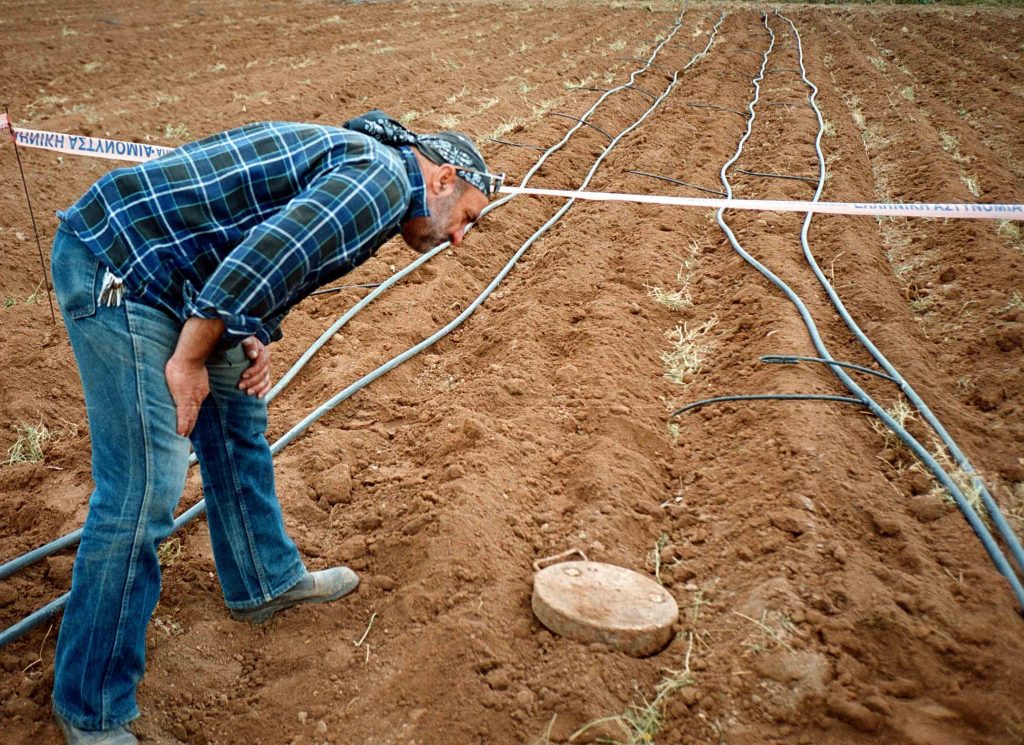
[344,110,497,198]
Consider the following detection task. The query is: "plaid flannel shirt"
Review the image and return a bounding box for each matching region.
[58,121,428,344]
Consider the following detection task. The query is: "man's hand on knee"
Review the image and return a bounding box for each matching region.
[239,336,272,398]
[165,357,210,437]
[166,317,226,436]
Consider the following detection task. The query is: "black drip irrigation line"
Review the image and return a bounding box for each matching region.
[686,102,749,118]
[767,66,801,73]
[624,84,658,102]
[775,8,1024,593]
[547,112,613,141]
[760,354,897,383]
[627,170,726,197]
[572,85,658,103]
[309,283,383,297]
[734,168,818,183]
[764,101,803,108]
[486,137,546,151]
[0,7,730,648]
[672,394,864,417]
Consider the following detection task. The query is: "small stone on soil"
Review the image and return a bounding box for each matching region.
[826,696,882,732]
[868,511,903,537]
[908,494,947,523]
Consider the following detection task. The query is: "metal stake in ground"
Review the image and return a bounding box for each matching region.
[4,105,56,324]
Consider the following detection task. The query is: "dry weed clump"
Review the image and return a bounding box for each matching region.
[661,317,717,385]
[157,537,183,567]
[1007,482,1024,533]
[870,395,917,469]
[925,444,985,516]
[735,608,797,656]
[5,421,52,465]
[870,398,986,515]
[996,221,1024,254]
[567,634,697,745]
[647,243,700,312]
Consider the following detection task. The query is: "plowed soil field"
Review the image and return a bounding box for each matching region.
[2,1,1024,744]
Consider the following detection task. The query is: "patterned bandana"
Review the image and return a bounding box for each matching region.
[344,110,497,198]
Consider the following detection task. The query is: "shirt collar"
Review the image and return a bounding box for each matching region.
[398,146,430,220]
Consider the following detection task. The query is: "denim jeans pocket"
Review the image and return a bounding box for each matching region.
[52,227,101,320]
[208,343,246,369]
[207,344,249,392]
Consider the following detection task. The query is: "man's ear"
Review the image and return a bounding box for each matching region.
[434,164,459,197]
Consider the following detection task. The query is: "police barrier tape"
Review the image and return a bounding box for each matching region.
[1,117,174,163]
[2,117,1022,221]
[497,186,1024,221]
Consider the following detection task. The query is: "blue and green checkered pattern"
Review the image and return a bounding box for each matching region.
[59,121,428,343]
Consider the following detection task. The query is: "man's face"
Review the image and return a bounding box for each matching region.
[400,182,488,253]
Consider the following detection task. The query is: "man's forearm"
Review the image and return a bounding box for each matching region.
[165,317,226,436]
[172,317,227,363]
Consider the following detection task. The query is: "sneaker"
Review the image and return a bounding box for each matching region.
[230,567,359,625]
[54,711,138,744]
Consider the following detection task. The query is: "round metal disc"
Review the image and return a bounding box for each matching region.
[532,561,679,657]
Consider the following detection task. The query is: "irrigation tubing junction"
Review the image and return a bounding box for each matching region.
[0,6,727,646]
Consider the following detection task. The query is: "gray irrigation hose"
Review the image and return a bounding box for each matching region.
[0,494,222,647]
[0,6,704,587]
[709,12,1024,607]
[777,10,1024,577]
[268,4,698,399]
[0,533,81,582]
[267,18,724,456]
[0,8,725,647]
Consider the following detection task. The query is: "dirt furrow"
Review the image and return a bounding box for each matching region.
[864,11,1024,182]
[804,8,1024,495]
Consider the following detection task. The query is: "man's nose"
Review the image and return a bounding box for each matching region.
[450,227,465,246]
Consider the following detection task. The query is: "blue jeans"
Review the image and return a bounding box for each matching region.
[50,225,305,730]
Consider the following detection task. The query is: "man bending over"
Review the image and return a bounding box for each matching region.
[49,110,499,744]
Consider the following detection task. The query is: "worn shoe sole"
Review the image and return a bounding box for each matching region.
[230,567,360,625]
[55,712,139,744]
